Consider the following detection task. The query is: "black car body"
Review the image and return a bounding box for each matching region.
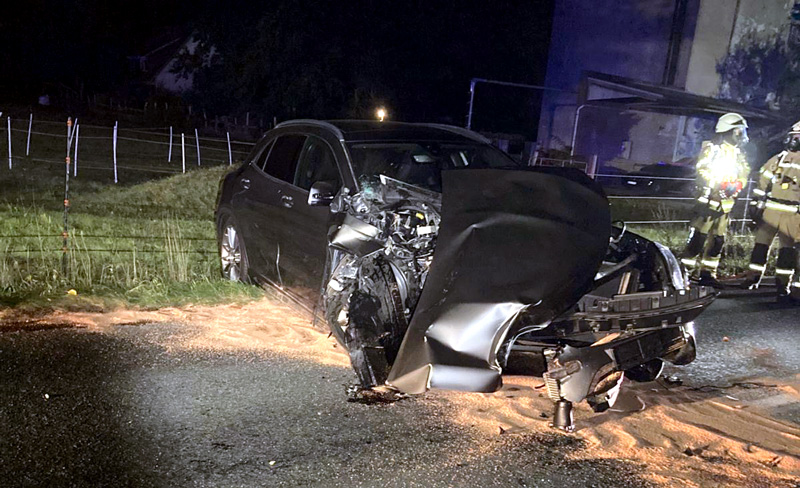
[215,120,714,429]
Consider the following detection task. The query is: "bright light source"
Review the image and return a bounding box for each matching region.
[376,107,387,122]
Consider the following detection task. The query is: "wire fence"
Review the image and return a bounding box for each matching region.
[0,111,243,287]
[1,112,256,180]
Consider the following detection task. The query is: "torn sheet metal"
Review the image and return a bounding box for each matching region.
[387,168,612,394]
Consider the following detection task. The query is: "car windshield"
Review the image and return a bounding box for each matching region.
[347,141,519,192]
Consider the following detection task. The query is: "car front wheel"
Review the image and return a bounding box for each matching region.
[218,212,249,282]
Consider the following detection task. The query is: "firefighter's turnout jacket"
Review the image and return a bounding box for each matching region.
[695,140,750,215]
[748,150,800,294]
[681,140,750,278]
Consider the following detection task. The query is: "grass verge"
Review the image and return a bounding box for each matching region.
[0,162,260,311]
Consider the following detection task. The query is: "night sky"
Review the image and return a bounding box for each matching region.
[1,1,555,136]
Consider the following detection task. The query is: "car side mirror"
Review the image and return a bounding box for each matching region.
[308,180,337,206]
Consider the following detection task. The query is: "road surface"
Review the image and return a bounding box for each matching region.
[0,296,797,487]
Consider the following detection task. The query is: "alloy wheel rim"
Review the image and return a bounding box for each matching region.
[220,224,241,281]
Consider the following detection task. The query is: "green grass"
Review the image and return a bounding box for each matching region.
[0,158,258,311]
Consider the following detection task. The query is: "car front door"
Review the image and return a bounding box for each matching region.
[278,134,344,306]
[236,133,306,286]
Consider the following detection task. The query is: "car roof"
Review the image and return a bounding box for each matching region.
[274,119,490,144]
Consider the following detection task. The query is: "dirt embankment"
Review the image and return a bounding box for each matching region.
[3,298,798,488]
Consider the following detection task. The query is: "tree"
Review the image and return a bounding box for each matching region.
[176,1,553,126]
[717,30,800,113]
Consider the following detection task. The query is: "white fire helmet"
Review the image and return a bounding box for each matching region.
[715,113,748,133]
[715,112,748,145]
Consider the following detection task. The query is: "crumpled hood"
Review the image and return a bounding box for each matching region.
[387,167,611,394]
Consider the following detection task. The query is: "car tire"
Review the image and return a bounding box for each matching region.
[217,209,250,283]
[323,251,408,387]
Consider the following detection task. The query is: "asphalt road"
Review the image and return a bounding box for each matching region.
[0,295,796,487]
[670,295,800,385]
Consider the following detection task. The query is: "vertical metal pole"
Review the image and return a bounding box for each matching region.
[226,132,232,165]
[62,118,74,276]
[113,121,118,183]
[73,124,80,177]
[466,79,477,129]
[739,178,754,235]
[570,104,587,159]
[26,113,32,156]
[195,128,201,166]
[7,116,12,169]
[181,133,186,173]
[168,126,173,162]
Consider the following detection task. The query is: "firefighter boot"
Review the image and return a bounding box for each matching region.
[741,243,770,289]
[775,247,796,302]
[697,235,725,287]
[791,245,800,303]
[681,229,707,281]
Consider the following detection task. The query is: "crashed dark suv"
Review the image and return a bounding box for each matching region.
[215,120,714,429]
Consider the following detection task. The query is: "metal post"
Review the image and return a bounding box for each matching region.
[570,104,586,159]
[466,79,477,129]
[739,178,754,235]
[26,113,32,156]
[7,116,12,169]
[464,77,572,131]
[587,154,598,179]
[113,121,118,183]
[62,118,74,276]
[73,124,80,177]
[226,132,232,165]
[195,128,201,166]
[181,133,186,173]
[168,126,173,162]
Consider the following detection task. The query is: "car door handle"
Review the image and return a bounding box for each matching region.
[281,195,294,208]
[240,178,251,190]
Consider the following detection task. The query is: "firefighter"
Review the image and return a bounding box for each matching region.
[680,113,750,285]
[743,120,800,302]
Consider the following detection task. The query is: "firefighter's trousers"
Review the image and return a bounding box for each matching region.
[680,208,730,279]
[748,207,800,295]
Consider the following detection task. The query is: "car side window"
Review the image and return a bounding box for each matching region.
[251,140,274,170]
[294,136,342,191]
[263,134,306,183]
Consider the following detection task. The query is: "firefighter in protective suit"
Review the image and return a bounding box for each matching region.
[680,113,750,285]
[743,121,800,302]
